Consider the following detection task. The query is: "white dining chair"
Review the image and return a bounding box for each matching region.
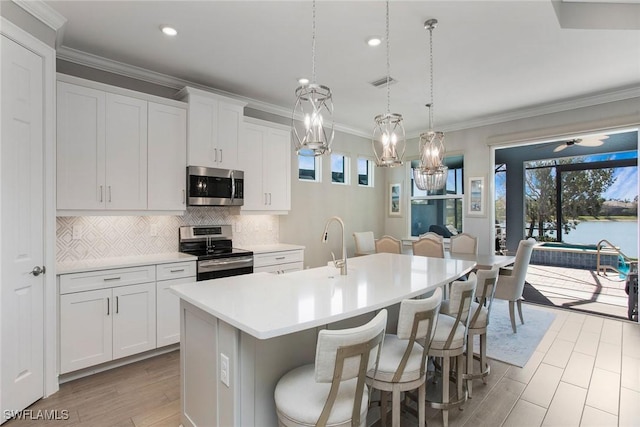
[274,310,387,427]
[353,231,376,256]
[450,233,478,255]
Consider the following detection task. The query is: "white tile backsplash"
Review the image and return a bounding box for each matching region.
[56,207,279,262]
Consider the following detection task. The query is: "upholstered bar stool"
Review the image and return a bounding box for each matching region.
[462,268,499,397]
[353,231,376,256]
[412,237,445,258]
[449,233,478,255]
[366,289,442,427]
[274,310,387,427]
[427,275,477,427]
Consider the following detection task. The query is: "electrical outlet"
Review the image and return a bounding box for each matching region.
[220,353,230,387]
[72,225,82,240]
[150,224,158,237]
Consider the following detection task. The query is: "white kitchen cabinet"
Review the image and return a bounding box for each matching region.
[59,288,112,374]
[112,283,156,359]
[57,81,148,211]
[148,102,187,210]
[253,249,304,274]
[59,266,156,374]
[178,87,246,170]
[241,119,291,213]
[156,261,196,347]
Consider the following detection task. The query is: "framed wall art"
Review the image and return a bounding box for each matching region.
[389,183,401,217]
[467,176,485,217]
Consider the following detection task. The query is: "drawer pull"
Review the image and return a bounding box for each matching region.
[104,277,121,281]
[170,269,185,273]
[275,257,285,260]
[116,296,119,314]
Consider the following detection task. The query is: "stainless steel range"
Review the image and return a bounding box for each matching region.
[179,225,253,281]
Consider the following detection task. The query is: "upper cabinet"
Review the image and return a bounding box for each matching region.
[56,75,187,215]
[177,87,247,170]
[240,118,291,214]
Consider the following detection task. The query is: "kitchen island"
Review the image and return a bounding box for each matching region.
[171,252,476,427]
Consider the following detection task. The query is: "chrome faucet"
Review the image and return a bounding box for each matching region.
[321,216,347,275]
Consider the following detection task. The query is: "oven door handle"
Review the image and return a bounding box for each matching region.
[199,257,253,270]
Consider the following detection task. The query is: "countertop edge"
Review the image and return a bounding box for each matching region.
[56,252,198,275]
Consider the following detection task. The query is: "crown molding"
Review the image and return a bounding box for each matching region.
[56,46,638,141]
[12,0,66,30]
[442,85,640,134]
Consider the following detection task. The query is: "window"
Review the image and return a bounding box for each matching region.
[357,157,374,187]
[409,156,464,237]
[299,156,321,182]
[331,153,350,185]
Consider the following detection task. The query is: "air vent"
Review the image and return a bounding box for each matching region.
[370,76,397,88]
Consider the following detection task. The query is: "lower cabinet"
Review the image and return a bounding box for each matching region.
[253,249,304,274]
[59,283,155,374]
[59,260,196,374]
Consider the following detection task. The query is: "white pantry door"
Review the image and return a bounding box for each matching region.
[1,34,45,417]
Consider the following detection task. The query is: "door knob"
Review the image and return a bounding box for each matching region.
[30,266,46,276]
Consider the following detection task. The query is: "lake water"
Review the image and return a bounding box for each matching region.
[563,220,638,258]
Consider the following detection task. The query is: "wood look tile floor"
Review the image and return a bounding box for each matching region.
[6,305,640,427]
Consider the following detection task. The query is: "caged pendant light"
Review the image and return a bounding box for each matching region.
[372,0,406,167]
[414,19,448,191]
[292,0,334,157]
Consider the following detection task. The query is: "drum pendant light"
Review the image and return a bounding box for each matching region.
[372,0,406,167]
[292,0,334,157]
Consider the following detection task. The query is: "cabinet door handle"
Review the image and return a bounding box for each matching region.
[214,148,218,162]
[107,297,110,316]
[182,189,186,204]
[170,269,185,273]
[275,257,285,260]
[116,296,119,314]
[104,277,121,281]
[99,185,103,203]
[269,193,272,205]
[108,186,112,203]
[264,193,268,205]
[219,149,223,163]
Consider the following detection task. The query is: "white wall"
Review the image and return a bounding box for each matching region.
[279,131,385,268]
[384,97,640,254]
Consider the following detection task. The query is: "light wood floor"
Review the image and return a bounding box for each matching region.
[6,305,640,427]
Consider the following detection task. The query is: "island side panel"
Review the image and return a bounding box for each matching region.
[240,328,318,426]
[181,300,218,427]
[218,320,240,426]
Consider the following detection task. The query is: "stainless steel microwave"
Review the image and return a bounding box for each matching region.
[186,166,244,206]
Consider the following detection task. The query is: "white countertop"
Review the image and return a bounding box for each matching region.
[240,243,305,254]
[171,253,475,340]
[57,252,197,275]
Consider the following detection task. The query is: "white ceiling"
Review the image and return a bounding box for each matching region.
[45,1,640,137]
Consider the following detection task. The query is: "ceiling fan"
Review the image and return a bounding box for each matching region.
[552,134,609,153]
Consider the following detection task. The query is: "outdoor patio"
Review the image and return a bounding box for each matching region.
[524,264,631,320]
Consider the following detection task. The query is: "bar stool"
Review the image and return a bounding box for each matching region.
[375,236,402,254]
[366,289,442,427]
[427,275,477,427]
[462,268,499,397]
[274,310,387,427]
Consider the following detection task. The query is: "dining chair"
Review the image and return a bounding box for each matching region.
[427,274,477,427]
[494,238,536,333]
[274,310,387,427]
[450,233,478,255]
[353,231,376,256]
[418,232,443,244]
[375,235,402,254]
[461,268,499,397]
[412,236,445,258]
[366,289,442,427]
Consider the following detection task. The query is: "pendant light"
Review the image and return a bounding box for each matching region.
[372,0,406,167]
[414,19,448,191]
[292,0,334,157]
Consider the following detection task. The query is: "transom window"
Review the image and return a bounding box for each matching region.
[357,157,374,187]
[299,156,321,182]
[331,153,350,185]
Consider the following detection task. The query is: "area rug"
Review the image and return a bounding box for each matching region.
[473,299,556,367]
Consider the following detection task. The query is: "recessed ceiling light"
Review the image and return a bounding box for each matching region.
[298,77,309,85]
[161,26,178,36]
[366,36,382,47]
